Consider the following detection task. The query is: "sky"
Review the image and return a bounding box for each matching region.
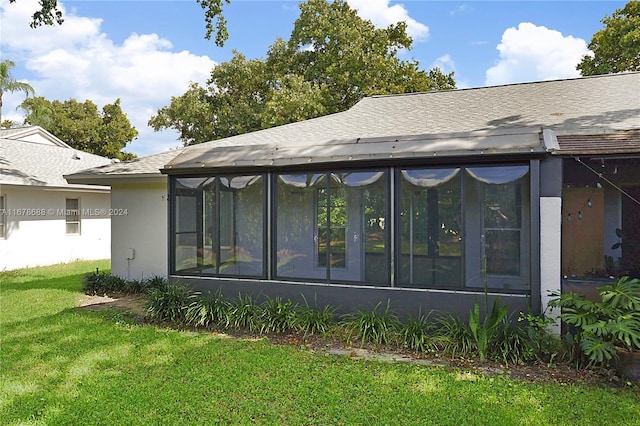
[0,0,628,157]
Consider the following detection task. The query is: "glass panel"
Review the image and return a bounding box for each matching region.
[320,185,347,269]
[361,172,388,284]
[66,199,79,235]
[275,173,326,280]
[399,168,462,288]
[218,175,264,276]
[485,230,520,275]
[175,175,264,276]
[482,182,523,277]
[174,192,199,272]
[66,223,79,235]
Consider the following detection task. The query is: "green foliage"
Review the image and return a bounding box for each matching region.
[8,0,63,28]
[468,298,509,361]
[398,313,439,353]
[550,276,640,365]
[294,296,336,336]
[223,294,263,332]
[517,312,564,363]
[0,59,35,122]
[577,1,640,75]
[83,270,127,295]
[4,264,640,425]
[196,0,230,46]
[146,283,194,325]
[21,97,137,159]
[259,296,298,334]
[150,0,456,146]
[438,314,474,358]
[186,290,228,329]
[340,301,400,346]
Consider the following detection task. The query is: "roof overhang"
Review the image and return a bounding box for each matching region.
[64,173,168,186]
[163,127,546,174]
[0,182,110,192]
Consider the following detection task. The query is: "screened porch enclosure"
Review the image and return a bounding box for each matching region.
[170,163,532,293]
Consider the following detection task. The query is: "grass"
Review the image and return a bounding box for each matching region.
[1,261,640,425]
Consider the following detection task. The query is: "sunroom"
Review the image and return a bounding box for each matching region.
[164,127,546,318]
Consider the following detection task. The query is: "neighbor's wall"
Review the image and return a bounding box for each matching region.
[110,181,168,280]
[0,186,110,270]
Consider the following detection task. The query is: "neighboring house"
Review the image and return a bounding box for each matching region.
[66,149,183,280]
[0,126,113,270]
[67,73,640,319]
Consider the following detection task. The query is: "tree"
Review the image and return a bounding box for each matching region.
[10,0,231,47]
[21,97,138,160]
[149,0,456,146]
[577,0,640,75]
[1,59,35,124]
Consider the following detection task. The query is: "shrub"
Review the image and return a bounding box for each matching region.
[437,314,474,358]
[223,294,262,332]
[186,291,228,329]
[399,313,439,353]
[340,301,400,346]
[260,296,298,334]
[550,276,640,366]
[294,296,336,337]
[83,270,126,295]
[146,283,194,325]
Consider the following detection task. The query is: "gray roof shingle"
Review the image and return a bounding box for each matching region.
[166,72,640,171]
[1,133,113,187]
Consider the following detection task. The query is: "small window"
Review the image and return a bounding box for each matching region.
[0,195,6,239]
[66,198,80,235]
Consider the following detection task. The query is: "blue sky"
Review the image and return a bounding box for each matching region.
[0,0,628,157]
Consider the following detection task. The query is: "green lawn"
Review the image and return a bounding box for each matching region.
[1,261,639,425]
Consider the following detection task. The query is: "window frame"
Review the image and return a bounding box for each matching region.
[0,195,6,239]
[65,198,81,236]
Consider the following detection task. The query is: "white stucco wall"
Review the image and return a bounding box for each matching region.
[0,186,110,270]
[110,181,168,280]
[540,196,562,334]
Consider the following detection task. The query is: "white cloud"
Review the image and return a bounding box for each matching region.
[347,0,429,41]
[0,0,216,156]
[431,54,456,74]
[450,5,471,16]
[485,22,589,86]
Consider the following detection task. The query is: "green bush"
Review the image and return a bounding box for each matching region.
[399,313,439,353]
[340,301,400,346]
[550,276,640,365]
[437,314,474,358]
[260,296,298,334]
[146,283,193,325]
[223,294,262,332]
[294,296,336,337]
[83,270,126,295]
[186,290,228,329]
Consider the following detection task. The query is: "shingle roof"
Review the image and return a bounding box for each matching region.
[165,72,640,171]
[555,131,640,155]
[0,126,71,148]
[64,149,183,184]
[1,134,113,187]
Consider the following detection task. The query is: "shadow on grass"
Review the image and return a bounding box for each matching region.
[0,273,88,293]
[2,307,640,425]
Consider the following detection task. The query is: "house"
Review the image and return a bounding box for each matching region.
[65,149,183,280]
[0,126,114,270]
[67,72,640,319]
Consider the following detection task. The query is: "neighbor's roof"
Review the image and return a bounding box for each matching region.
[554,130,640,155]
[165,72,640,172]
[0,125,72,148]
[1,128,113,188]
[64,149,184,185]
